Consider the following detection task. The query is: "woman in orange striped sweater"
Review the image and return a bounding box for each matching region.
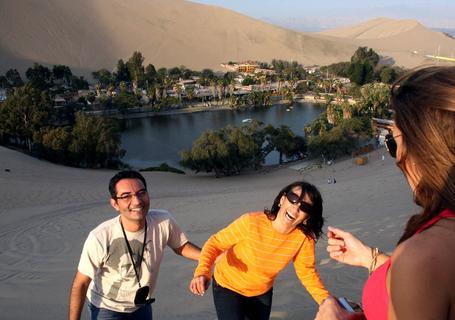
[189,181,330,320]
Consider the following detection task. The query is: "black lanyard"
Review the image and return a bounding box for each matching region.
[120,219,147,288]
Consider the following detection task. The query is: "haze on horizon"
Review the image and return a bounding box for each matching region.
[190,0,455,31]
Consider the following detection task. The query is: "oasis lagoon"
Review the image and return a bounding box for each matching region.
[120,102,326,169]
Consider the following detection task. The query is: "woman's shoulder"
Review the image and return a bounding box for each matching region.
[390,220,455,317]
[392,225,455,285]
[243,211,274,228]
[247,211,266,218]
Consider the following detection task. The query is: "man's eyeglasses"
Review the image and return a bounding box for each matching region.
[285,191,313,213]
[115,189,148,202]
[385,134,401,158]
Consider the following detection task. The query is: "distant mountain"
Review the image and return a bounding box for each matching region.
[0,0,356,76]
[317,18,455,67]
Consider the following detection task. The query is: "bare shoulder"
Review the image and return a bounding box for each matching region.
[389,219,455,318]
[395,219,455,260]
[392,219,455,291]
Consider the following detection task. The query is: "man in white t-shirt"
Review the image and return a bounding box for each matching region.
[69,170,201,320]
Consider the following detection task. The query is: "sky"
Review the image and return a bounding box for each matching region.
[190,0,455,31]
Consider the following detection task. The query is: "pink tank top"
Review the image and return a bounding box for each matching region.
[362,209,455,320]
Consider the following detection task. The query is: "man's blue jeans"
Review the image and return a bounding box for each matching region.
[88,302,152,320]
[212,277,273,320]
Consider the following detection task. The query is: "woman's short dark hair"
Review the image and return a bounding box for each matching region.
[109,170,147,199]
[264,181,324,240]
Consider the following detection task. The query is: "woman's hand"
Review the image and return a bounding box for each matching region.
[315,296,365,320]
[327,226,371,268]
[189,275,210,296]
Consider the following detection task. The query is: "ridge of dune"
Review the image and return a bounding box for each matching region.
[2,1,455,77]
[319,17,421,39]
[0,0,356,76]
[315,17,455,68]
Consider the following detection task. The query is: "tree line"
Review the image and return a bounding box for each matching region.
[304,82,391,160]
[181,47,397,175]
[180,80,391,177]
[0,68,123,168]
[180,121,306,177]
[0,46,396,172]
[0,64,89,92]
[321,47,405,86]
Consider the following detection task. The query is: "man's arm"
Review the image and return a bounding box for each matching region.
[173,241,201,261]
[69,271,92,320]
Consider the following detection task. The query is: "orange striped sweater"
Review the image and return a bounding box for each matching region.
[194,212,329,304]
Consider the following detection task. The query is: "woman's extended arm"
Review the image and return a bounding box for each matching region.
[293,238,330,304]
[189,213,250,296]
[327,226,389,272]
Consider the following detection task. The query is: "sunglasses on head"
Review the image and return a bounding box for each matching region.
[384,133,401,158]
[285,191,313,213]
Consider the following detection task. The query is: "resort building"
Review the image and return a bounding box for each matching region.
[221,61,259,73]
[177,78,197,91]
[304,66,319,74]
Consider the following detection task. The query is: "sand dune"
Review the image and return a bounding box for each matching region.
[2,2,454,76]
[318,18,455,67]
[0,145,417,319]
[318,18,421,39]
[0,0,355,76]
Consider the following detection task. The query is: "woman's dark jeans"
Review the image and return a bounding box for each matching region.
[212,277,273,320]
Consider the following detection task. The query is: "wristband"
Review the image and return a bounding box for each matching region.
[368,247,379,275]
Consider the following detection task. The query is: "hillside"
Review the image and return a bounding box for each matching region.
[0,0,356,76]
[317,18,455,67]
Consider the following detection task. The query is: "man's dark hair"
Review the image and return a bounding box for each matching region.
[109,170,147,199]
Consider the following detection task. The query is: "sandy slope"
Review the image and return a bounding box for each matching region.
[3,2,454,76]
[0,0,355,76]
[317,18,455,68]
[0,145,417,319]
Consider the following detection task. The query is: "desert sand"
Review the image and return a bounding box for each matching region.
[0,145,417,319]
[3,1,455,77]
[317,18,455,68]
[0,0,355,76]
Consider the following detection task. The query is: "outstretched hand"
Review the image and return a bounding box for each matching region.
[189,275,210,296]
[327,226,371,268]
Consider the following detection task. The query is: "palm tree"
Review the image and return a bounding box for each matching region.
[155,86,162,102]
[174,84,182,103]
[217,79,224,102]
[186,87,195,103]
[282,86,294,105]
[342,102,353,119]
[327,105,335,125]
[209,80,217,102]
[95,83,101,97]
